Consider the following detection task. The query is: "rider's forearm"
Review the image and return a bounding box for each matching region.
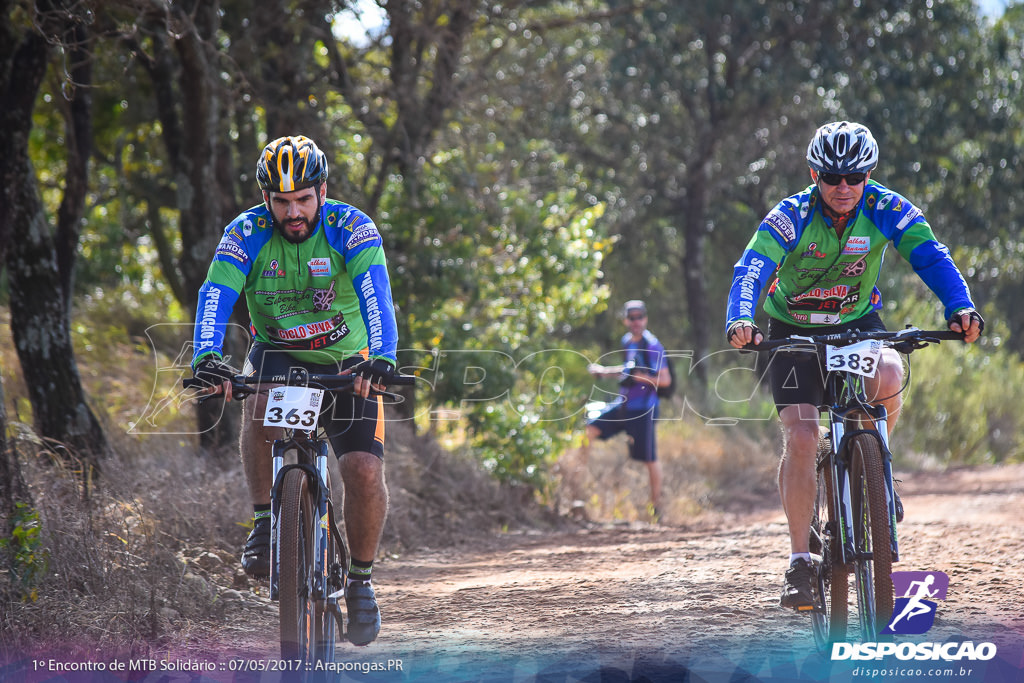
[905,242,975,319]
[351,260,399,364]
[726,249,777,333]
[192,280,241,368]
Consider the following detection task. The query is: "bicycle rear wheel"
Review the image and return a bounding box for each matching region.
[810,449,849,649]
[279,468,317,662]
[848,433,894,640]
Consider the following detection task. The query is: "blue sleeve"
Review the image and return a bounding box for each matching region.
[725,197,801,331]
[334,208,399,364]
[650,339,666,373]
[192,281,241,367]
[353,265,399,364]
[191,218,254,367]
[906,242,976,319]
[725,248,779,330]
[875,195,976,319]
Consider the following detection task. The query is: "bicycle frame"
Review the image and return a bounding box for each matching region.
[183,364,414,662]
[268,430,338,603]
[753,326,968,648]
[823,370,901,566]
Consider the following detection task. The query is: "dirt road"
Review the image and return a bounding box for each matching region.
[166,462,1024,682]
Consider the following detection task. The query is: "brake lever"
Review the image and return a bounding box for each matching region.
[340,382,405,404]
[189,380,255,402]
[372,387,406,404]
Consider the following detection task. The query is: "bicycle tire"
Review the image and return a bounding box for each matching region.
[810,451,849,650]
[279,468,317,661]
[848,433,894,640]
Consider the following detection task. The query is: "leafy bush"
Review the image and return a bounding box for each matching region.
[885,291,1024,465]
[0,503,49,602]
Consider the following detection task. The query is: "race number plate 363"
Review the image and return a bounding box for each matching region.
[263,387,324,428]
[826,339,883,378]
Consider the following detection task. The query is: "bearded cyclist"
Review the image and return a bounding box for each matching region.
[724,121,982,610]
[190,135,399,646]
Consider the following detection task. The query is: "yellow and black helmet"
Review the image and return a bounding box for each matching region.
[256,135,329,193]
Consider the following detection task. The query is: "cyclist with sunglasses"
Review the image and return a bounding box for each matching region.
[724,121,982,610]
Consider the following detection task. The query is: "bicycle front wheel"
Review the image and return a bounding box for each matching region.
[810,453,849,650]
[279,468,317,662]
[848,433,894,640]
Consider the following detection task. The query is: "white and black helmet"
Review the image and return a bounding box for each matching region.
[806,121,879,175]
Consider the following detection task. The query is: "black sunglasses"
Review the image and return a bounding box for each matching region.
[627,314,646,321]
[819,172,867,186]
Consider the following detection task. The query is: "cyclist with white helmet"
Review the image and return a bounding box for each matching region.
[190,135,399,645]
[724,121,982,610]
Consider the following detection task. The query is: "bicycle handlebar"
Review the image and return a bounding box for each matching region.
[741,326,965,353]
[182,371,416,400]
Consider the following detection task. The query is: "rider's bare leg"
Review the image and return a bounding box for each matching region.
[240,389,280,507]
[778,402,821,555]
[863,348,904,435]
[340,451,388,564]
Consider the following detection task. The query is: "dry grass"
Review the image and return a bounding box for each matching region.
[0,413,557,657]
[552,407,782,526]
[1,427,246,651]
[0,305,559,656]
[0,308,779,655]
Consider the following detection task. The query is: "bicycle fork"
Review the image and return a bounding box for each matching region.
[829,406,901,565]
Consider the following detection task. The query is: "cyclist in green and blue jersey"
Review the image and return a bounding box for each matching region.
[190,136,396,646]
[724,122,983,611]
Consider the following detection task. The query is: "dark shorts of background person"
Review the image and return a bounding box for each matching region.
[766,311,888,412]
[588,403,659,463]
[244,342,385,459]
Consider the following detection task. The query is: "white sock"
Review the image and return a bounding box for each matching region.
[789,552,813,566]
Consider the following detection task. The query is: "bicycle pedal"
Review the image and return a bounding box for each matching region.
[796,604,816,612]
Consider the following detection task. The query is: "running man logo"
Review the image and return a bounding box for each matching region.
[883,571,949,635]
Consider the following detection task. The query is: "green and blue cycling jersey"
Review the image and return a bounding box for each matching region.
[191,199,398,368]
[726,180,975,330]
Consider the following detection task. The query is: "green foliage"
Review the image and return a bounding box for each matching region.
[378,132,611,488]
[465,403,560,491]
[462,345,594,493]
[1,502,49,602]
[886,290,1024,465]
[12,0,1024,489]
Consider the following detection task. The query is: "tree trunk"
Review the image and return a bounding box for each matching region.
[54,20,94,317]
[681,157,713,387]
[1,21,109,481]
[173,1,240,452]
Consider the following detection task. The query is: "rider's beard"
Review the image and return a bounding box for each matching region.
[273,206,321,244]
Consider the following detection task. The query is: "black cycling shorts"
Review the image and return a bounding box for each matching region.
[766,312,888,412]
[243,343,385,459]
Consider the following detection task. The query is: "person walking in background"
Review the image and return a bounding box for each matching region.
[585,300,671,520]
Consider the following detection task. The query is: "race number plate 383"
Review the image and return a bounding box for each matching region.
[825,339,883,378]
[263,387,324,428]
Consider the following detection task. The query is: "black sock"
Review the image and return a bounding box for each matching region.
[253,504,271,521]
[348,558,373,584]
